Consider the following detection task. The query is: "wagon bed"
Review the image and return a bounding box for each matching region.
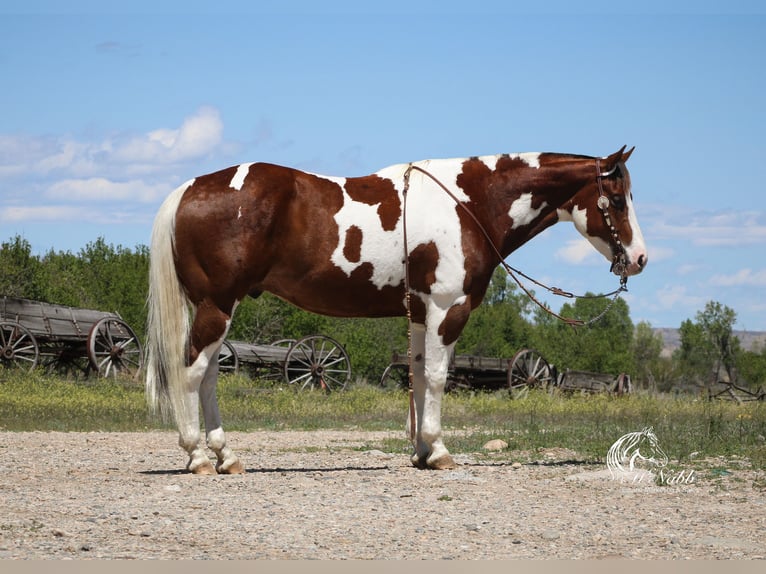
[0,296,142,378]
[1,297,109,341]
[380,348,557,397]
[380,348,631,398]
[219,334,351,391]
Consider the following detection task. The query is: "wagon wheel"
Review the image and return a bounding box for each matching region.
[284,335,351,392]
[509,348,554,398]
[217,340,239,374]
[40,341,92,379]
[379,363,409,390]
[0,320,39,372]
[87,318,143,379]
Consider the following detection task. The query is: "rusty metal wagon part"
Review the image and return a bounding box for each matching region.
[218,334,351,391]
[0,296,143,379]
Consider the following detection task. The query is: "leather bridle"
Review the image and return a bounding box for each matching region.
[595,158,629,283]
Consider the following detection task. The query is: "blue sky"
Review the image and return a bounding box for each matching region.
[1,1,765,331]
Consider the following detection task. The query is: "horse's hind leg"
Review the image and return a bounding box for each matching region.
[177,347,217,475]
[178,300,240,474]
[200,346,244,474]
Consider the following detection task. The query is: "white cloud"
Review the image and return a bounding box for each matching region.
[46,178,168,203]
[0,108,226,227]
[646,245,673,263]
[710,268,766,287]
[1,205,86,222]
[677,263,702,276]
[554,238,602,265]
[652,284,706,311]
[0,107,224,181]
[649,209,766,247]
[111,106,223,165]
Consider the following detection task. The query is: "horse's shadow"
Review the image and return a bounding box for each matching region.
[460,459,600,468]
[139,464,391,476]
[139,459,600,476]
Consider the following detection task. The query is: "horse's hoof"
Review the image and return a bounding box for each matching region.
[411,453,428,469]
[189,460,217,475]
[428,454,458,470]
[217,459,246,474]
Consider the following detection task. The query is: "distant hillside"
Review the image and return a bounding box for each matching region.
[653,328,766,358]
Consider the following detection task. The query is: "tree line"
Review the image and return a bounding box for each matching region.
[2,235,764,391]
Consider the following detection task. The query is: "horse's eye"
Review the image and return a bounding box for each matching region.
[610,195,625,210]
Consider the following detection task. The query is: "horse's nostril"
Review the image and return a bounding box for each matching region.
[637,254,647,268]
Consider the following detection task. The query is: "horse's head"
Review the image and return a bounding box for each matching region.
[560,146,647,278]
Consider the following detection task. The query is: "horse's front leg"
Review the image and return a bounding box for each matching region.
[200,346,245,474]
[409,323,457,470]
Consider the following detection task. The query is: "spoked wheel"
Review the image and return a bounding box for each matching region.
[509,348,554,399]
[87,318,143,379]
[284,335,351,392]
[40,342,92,379]
[379,363,409,390]
[0,321,39,372]
[217,340,239,374]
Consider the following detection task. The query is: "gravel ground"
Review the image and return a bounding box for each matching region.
[0,430,764,560]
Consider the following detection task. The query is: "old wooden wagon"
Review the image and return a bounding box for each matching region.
[379,348,631,398]
[0,295,142,379]
[218,334,352,391]
[707,380,765,403]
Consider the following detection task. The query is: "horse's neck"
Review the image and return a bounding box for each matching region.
[387,154,591,257]
[489,158,588,257]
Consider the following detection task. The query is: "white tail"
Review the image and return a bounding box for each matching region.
[145,181,194,422]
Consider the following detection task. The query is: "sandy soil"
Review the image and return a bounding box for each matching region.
[0,430,763,560]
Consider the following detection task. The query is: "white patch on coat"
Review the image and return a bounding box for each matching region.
[558,166,647,269]
[229,163,254,191]
[557,206,612,261]
[621,175,647,264]
[509,193,547,229]
[476,152,541,172]
[329,158,469,298]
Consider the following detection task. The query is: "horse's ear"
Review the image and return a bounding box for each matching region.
[601,146,633,174]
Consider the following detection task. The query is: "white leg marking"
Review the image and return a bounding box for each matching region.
[409,302,456,468]
[179,339,225,473]
[199,345,242,473]
[408,324,427,460]
[177,352,210,473]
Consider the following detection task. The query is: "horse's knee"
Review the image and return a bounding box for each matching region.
[424,362,449,386]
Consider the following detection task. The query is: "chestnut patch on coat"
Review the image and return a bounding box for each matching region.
[407,241,439,294]
[343,225,363,263]
[456,158,493,199]
[344,175,401,231]
[438,297,472,346]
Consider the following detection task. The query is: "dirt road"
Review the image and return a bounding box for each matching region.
[0,430,763,559]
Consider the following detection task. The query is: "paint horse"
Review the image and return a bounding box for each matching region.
[145,146,647,474]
